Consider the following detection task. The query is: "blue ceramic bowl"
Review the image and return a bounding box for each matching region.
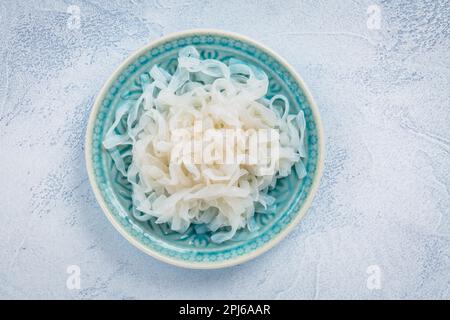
[85,29,324,269]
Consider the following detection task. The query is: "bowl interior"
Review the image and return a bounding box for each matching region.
[88,32,321,266]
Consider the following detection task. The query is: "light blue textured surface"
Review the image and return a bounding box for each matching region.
[0,0,449,299]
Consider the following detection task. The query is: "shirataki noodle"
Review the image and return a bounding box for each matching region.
[103,46,307,243]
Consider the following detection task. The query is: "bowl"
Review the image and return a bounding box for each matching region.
[85,29,324,269]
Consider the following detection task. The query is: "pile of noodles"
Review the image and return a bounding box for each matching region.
[103,46,307,243]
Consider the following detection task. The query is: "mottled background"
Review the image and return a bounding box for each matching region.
[0,0,449,299]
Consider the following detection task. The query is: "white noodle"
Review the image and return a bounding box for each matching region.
[103,46,307,243]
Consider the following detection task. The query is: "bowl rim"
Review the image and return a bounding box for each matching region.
[85,28,325,269]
